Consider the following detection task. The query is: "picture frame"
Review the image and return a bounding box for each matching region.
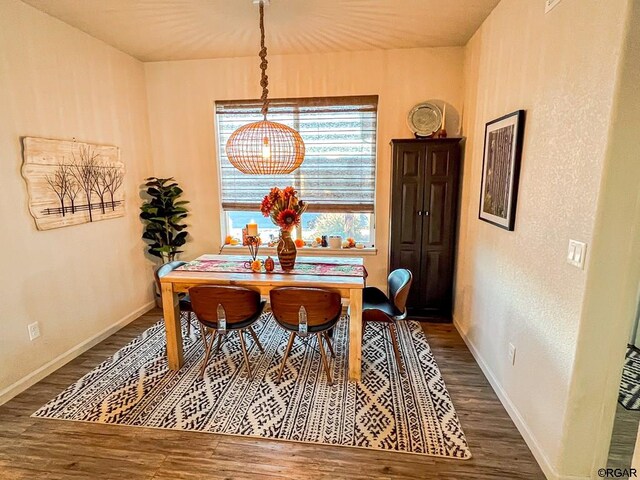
[478,110,526,230]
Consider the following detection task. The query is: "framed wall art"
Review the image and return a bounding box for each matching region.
[478,110,526,230]
[21,137,124,231]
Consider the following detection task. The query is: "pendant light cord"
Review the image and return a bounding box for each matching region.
[259,1,269,119]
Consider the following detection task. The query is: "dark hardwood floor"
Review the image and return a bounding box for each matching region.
[0,308,544,479]
[607,403,640,471]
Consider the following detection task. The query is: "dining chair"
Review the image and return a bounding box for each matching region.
[270,287,341,385]
[154,261,195,336]
[189,285,266,379]
[362,269,413,372]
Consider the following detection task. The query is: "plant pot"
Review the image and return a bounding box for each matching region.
[155,291,163,309]
[277,230,297,272]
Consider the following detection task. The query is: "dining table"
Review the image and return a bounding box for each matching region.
[159,254,367,381]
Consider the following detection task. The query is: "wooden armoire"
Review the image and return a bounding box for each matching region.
[389,138,463,320]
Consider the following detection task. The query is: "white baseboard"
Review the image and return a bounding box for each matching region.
[452,317,589,480]
[0,301,155,406]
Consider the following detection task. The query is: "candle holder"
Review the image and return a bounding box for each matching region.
[247,236,260,260]
[243,236,262,271]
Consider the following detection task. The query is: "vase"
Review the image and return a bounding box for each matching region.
[277,230,297,272]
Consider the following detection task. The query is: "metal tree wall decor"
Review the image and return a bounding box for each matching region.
[21,137,125,231]
[225,0,305,174]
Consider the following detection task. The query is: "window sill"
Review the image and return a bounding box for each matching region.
[219,245,378,257]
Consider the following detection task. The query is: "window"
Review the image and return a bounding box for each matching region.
[216,95,377,244]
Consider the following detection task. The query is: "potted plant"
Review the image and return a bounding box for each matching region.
[140,177,189,263]
[261,186,307,271]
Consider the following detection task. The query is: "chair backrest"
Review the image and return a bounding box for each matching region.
[270,287,342,328]
[154,261,188,292]
[189,285,262,326]
[388,269,413,313]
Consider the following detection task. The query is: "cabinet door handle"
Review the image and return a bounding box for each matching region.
[417,210,423,216]
[424,211,430,216]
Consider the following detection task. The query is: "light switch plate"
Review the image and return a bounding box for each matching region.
[567,240,587,269]
[545,0,562,13]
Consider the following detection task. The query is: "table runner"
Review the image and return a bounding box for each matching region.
[177,258,367,278]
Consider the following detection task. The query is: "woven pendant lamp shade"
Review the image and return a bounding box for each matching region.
[225,1,305,175]
[226,120,305,175]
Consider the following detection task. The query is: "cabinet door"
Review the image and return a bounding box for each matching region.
[390,143,425,306]
[420,143,460,312]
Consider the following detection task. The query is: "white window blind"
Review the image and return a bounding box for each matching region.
[215,95,378,213]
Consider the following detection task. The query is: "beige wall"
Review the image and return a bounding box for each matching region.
[456,0,632,478]
[558,0,640,474]
[144,47,465,289]
[0,0,155,401]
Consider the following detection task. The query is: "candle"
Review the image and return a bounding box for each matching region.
[247,221,258,237]
[442,103,446,130]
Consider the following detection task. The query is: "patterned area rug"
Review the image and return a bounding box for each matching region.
[619,347,640,410]
[33,313,470,459]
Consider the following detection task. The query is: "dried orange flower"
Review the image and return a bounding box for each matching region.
[250,259,262,272]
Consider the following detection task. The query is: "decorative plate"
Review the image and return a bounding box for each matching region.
[407,102,442,137]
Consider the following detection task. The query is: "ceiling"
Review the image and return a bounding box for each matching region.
[22,0,500,62]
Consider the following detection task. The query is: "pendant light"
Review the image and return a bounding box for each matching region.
[225,0,305,175]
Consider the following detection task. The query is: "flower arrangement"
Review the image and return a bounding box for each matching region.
[261,186,307,231]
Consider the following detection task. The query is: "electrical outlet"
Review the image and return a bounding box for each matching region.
[545,0,562,13]
[28,322,40,341]
[508,343,516,366]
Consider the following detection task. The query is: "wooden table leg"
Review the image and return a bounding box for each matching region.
[348,288,363,382]
[161,281,183,370]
